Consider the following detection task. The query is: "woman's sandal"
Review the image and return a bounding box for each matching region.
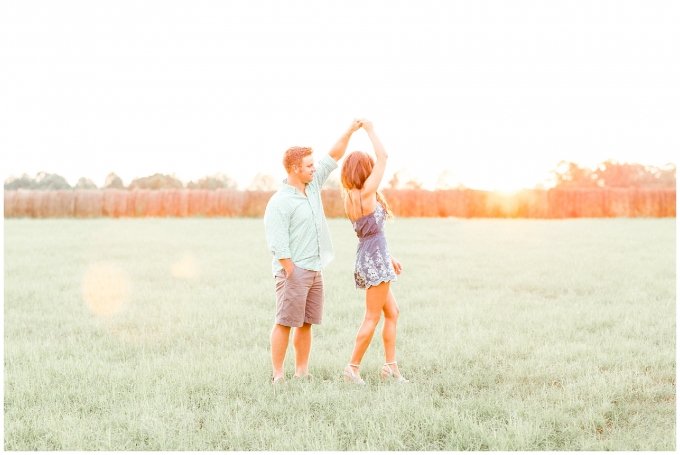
[343,363,366,385]
[381,361,409,383]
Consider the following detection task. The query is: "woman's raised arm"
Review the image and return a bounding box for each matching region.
[360,120,388,195]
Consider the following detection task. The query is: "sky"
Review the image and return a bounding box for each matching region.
[1,0,678,191]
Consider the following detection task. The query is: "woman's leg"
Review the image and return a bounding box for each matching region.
[382,288,399,363]
[381,288,404,378]
[347,281,390,379]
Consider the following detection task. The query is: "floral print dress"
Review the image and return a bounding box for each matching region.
[352,202,397,289]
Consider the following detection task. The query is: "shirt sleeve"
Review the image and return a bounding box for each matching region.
[264,197,291,259]
[313,153,339,187]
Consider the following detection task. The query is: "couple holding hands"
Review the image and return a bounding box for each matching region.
[264,119,408,386]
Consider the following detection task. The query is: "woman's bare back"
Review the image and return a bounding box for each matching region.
[344,188,378,221]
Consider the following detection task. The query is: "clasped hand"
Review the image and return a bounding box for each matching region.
[349,118,374,134]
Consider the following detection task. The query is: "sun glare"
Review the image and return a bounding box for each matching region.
[82,263,131,317]
[171,253,198,279]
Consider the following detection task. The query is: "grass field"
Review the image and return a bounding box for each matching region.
[4,217,676,450]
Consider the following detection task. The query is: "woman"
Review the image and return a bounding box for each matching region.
[340,119,408,385]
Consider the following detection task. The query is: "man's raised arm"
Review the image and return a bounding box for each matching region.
[328,118,363,162]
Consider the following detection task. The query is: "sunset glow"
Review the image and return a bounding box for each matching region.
[2,1,677,191]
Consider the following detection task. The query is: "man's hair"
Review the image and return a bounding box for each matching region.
[283,146,313,173]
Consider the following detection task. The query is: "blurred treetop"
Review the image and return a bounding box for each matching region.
[104,172,125,189]
[246,172,281,191]
[128,173,183,190]
[387,168,423,190]
[4,172,72,190]
[552,160,676,188]
[187,173,238,190]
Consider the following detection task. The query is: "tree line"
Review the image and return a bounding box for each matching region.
[4,160,675,191]
[3,172,240,191]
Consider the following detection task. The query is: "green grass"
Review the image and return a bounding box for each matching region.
[4,217,676,450]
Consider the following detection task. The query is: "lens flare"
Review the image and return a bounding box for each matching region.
[81,263,131,316]
[171,253,198,279]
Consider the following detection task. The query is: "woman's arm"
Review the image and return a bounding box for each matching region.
[360,120,388,195]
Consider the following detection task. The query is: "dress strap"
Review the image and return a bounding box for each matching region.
[359,189,364,216]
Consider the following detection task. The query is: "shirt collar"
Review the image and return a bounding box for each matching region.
[281,178,307,195]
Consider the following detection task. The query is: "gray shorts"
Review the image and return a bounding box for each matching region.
[274,265,324,327]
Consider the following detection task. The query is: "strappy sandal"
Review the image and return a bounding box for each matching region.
[381,361,409,383]
[343,363,366,385]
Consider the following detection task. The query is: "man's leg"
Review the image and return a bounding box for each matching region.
[271,323,291,380]
[293,323,312,376]
[295,271,323,377]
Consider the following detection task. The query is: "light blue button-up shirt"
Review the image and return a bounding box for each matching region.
[264,154,338,276]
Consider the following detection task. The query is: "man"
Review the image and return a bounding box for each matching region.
[264,119,363,383]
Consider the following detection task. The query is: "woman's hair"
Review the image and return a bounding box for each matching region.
[340,151,394,220]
